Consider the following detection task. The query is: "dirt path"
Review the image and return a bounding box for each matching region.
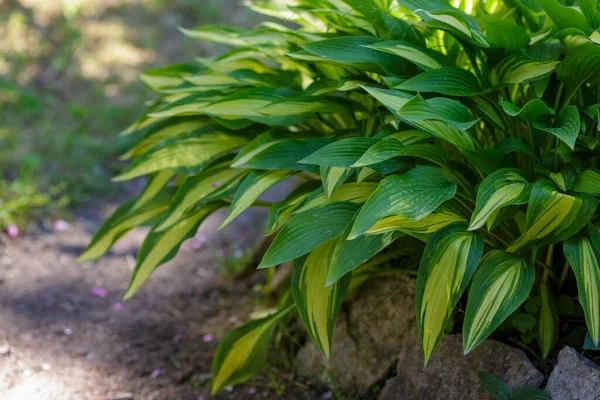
[0,205,281,400]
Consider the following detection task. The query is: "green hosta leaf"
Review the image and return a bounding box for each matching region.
[534,106,580,150]
[156,162,248,231]
[349,167,457,239]
[232,131,331,171]
[292,241,350,358]
[393,67,484,96]
[558,43,600,95]
[399,95,480,131]
[351,138,405,167]
[265,181,320,235]
[579,0,600,29]
[300,137,379,167]
[509,387,552,400]
[200,87,299,118]
[584,332,600,350]
[320,166,353,198]
[500,98,555,124]
[132,170,176,210]
[507,180,597,252]
[115,132,249,181]
[220,170,295,229]
[563,237,600,345]
[257,96,348,116]
[125,203,222,299]
[533,0,592,33]
[140,63,202,91]
[78,195,170,262]
[547,164,577,192]
[491,55,559,86]
[571,169,600,195]
[302,36,413,76]
[365,203,467,240]
[478,371,510,400]
[416,224,484,364]
[469,168,531,231]
[538,282,558,359]
[210,306,293,395]
[258,202,360,269]
[463,251,535,354]
[364,40,449,70]
[327,218,399,285]
[483,14,531,51]
[293,182,377,215]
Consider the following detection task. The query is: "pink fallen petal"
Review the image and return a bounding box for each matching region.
[202,334,214,343]
[151,368,163,378]
[7,224,19,238]
[91,287,108,297]
[52,220,69,232]
[112,302,124,311]
[248,387,257,395]
[211,181,220,188]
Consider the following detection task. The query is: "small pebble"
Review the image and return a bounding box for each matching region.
[234,249,244,259]
[91,287,108,297]
[52,220,69,232]
[202,334,214,343]
[7,224,19,238]
[322,391,333,399]
[42,363,51,371]
[64,327,73,335]
[224,385,233,392]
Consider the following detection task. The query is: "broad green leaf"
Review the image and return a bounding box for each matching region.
[533,0,592,33]
[483,14,531,51]
[300,137,379,167]
[563,237,600,345]
[478,371,510,400]
[571,169,600,195]
[115,132,249,181]
[393,67,484,96]
[507,180,597,252]
[351,138,405,167]
[491,55,559,86]
[364,40,449,70]
[398,95,481,131]
[132,170,176,210]
[293,182,377,215]
[349,167,457,239]
[220,170,295,229]
[232,131,331,171]
[211,306,293,395]
[538,282,558,359]
[469,168,531,231]
[509,387,553,400]
[416,224,484,364]
[320,166,353,198]
[579,0,600,30]
[265,181,320,235]
[500,98,555,124]
[327,218,399,285]
[534,106,580,150]
[125,203,222,299]
[257,96,348,116]
[546,164,577,192]
[558,43,600,95]
[200,87,298,117]
[78,195,170,262]
[140,63,202,91]
[463,251,535,353]
[258,202,360,268]
[292,240,350,358]
[156,162,247,231]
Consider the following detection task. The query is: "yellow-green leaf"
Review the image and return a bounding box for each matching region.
[292,240,350,357]
[538,282,559,359]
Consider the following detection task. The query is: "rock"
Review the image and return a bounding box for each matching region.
[546,346,600,400]
[296,275,416,393]
[380,333,544,400]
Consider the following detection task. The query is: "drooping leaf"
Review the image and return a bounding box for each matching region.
[320,166,354,198]
[534,106,580,150]
[491,54,559,86]
[349,166,457,239]
[416,224,484,363]
[210,306,294,395]
[537,282,558,359]
[463,251,535,353]
[393,67,484,96]
[500,98,555,124]
[571,169,600,195]
[351,138,405,167]
[483,14,531,51]
[563,237,600,345]
[533,0,592,33]
[292,240,350,357]
[507,180,597,252]
[220,170,296,229]
[478,371,510,400]
[125,203,222,299]
[468,168,531,231]
[364,40,449,70]
[258,202,360,268]
[300,137,379,167]
[558,43,600,95]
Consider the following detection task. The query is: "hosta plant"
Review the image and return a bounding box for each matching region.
[82,0,600,394]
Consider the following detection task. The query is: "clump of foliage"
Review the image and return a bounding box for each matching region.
[82,0,600,394]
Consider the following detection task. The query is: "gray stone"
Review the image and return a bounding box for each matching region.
[380,333,544,400]
[296,275,416,393]
[546,346,600,400]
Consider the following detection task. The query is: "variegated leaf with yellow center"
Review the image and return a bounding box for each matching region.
[563,237,600,345]
[507,180,596,252]
[463,251,534,354]
[211,306,294,395]
[468,168,530,231]
[292,240,350,357]
[416,224,484,364]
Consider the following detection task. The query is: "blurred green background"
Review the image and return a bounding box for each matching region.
[0,0,255,230]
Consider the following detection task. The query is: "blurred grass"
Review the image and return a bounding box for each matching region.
[0,0,256,228]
